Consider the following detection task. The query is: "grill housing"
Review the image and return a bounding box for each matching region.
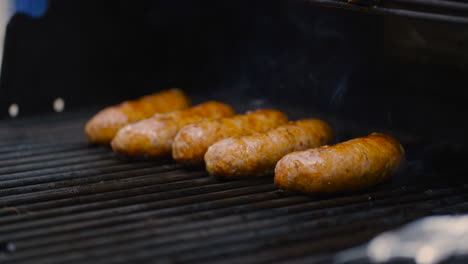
[1,1,468,263]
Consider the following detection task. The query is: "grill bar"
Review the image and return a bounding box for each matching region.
[13,191,466,264]
[0,140,85,154]
[132,198,464,264]
[0,175,258,226]
[0,109,466,264]
[0,150,115,176]
[0,166,194,207]
[0,135,83,146]
[0,126,84,144]
[0,148,108,168]
[0,144,86,161]
[0,158,122,183]
[4,181,458,237]
[8,184,465,259]
[0,183,276,239]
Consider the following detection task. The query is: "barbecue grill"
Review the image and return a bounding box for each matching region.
[1,1,468,263]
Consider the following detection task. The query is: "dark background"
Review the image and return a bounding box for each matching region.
[1,0,468,144]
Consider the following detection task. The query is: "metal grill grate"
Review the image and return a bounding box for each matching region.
[0,109,467,264]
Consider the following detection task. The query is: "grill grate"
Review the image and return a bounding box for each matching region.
[0,109,467,264]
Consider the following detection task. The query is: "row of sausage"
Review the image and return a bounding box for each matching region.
[85,89,405,194]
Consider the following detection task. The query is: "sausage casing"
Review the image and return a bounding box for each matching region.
[274,133,405,194]
[204,119,333,178]
[85,88,191,144]
[111,101,235,157]
[172,109,288,164]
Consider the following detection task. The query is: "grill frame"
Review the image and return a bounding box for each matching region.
[0,108,467,264]
[299,0,468,24]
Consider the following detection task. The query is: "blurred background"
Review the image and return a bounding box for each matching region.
[0,0,467,142]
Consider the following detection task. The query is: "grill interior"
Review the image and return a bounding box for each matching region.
[0,105,467,264]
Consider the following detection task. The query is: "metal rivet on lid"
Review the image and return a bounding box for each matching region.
[53,97,65,112]
[8,103,19,117]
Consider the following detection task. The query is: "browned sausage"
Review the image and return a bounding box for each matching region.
[172,109,289,164]
[85,88,191,144]
[111,101,235,158]
[274,133,405,194]
[204,119,333,178]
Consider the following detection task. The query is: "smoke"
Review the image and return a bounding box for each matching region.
[330,72,350,108]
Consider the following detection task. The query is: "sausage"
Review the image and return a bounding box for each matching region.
[204,119,333,178]
[111,101,235,158]
[172,109,288,164]
[274,133,405,194]
[85,88,191,144]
